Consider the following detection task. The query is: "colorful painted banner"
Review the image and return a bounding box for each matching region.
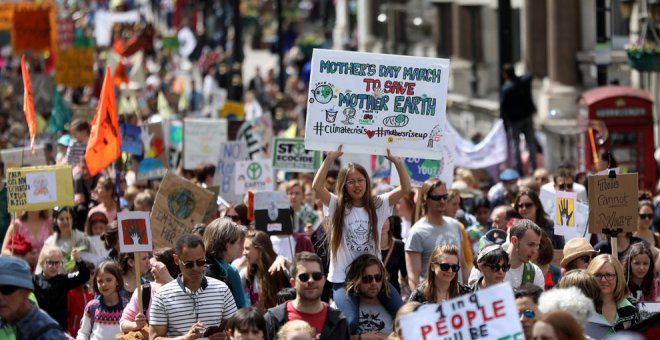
[183,118,228,169]
[117,211,153,253]
[390,135,455,188]
[304,49,450,159]
[237,114,274,160]
[272,138,322,172]
[588,173,639,233]
[11,2,56,53]
[150,172,215,249]
[235,160,275,195]
[253,191,293,235]
[399,282,523,340]
[137,122,169,181]
[0,145,47,170]
[55,48,95,87]
[213,141,249,204]
[6,165,74,212]
[120,123,143,155]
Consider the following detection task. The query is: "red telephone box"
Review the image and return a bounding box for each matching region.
[578,86,656,193]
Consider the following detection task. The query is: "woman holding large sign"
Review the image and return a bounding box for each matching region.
[312,145,411,332]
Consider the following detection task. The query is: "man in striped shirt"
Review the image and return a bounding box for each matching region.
[150,234,237,339]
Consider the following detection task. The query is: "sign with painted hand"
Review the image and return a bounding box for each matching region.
[213,141,249,204]
[7,165,74,212]
[304,49,450,158]
[117,211,152,253]
[588,173,639,233]
[253,191,293,235]
[272,138,322,172]
[150,172,215,248]
[183,118,228,169]
[235,160,275,195]
[555,190,577,228]
[399,282,523,340]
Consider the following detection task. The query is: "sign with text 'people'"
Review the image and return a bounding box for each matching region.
[588,173,639,233]
[7,165,74,212]
[399,282,522,340]
[304,49,450,159]
[272,138,322,172]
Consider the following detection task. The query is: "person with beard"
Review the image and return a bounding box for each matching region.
[264,252,348,340]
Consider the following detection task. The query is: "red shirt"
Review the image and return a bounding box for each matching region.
[67,285,94,337]
[286,301,328,338]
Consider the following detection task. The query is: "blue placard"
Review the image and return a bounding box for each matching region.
[120,124,143,156]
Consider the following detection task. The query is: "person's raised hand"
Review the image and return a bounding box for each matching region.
[384,148,402,164]
[326,144,344,161]
[71,248,81,262]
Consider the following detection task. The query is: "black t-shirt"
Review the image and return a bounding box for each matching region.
[381,239,407,293]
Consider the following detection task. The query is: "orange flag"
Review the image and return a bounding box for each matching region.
[21,55,36,154]
[86,67,121,176]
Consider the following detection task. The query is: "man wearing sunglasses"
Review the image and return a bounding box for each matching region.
[150,234,237,339]
[406,178,468,291]
[264,252,349,340]
[513,283,542,340]
[0,256,65,339]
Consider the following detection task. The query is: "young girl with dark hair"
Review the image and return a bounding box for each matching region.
[623,242,658,302]
[312,145,411,332]
[470,245,510,291]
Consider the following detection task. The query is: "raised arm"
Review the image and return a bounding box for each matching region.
[312,145,343,207]
[386,149,411,206]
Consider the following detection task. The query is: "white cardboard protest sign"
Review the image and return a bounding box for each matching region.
[183,118,228,169]
[213,141,249,204]
[235,160,275,195]
[117,211,153,253]
[304,49,450,159]
[400,282,523,340]
[253,191,293,235]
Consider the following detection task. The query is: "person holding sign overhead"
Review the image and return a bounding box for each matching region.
[312,145,410,333]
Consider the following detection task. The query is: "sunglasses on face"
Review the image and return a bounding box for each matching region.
[181,258,206,269]
[298,271,324,282]
[518,203,534,209]
[362,274,383,283]
[519,309,535,319]
[639,214,654,220]
[435,262,461,273]
[557,183,573,190]
[485,264,511,272]
[579,255,593,263]
[0,285,19,296]
[428,194,449,201]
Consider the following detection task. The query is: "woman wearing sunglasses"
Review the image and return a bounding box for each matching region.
[513,190,564,250]
[587,254,640,335]
[409,244,470,303]
[469,245,510,291]
[633,194,659,247]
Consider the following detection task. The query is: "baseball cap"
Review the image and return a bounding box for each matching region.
[499,168,520,182]
[0,256,34,290]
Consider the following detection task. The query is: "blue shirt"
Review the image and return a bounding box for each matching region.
[15,303,64,340]
[217,258,247,309]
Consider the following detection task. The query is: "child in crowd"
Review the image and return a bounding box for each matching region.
[66,119,90,167]
[623,242,658,302]
[85,211,109,257]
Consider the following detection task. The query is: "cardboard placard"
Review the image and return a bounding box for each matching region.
[11,2,56,53]
[150,172,215,248]
[588,173,639,233]
[213,141,249,204]
[0,145,47,170]
[55,48,95,87]
[304,49,450,158]
[6,165,74,212]
[234,160,275,195]
[400,282,523,340]
[183,118,228,169]
[272,137,322,172]
[137,122,169,181]
[253,191,293,235]
[117,211,153,253]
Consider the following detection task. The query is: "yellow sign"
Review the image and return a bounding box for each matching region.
[11,2,57,54]
[220,101,245,120]
[0,4,13,31]
[6,165,74,212]
[56,48,95,87]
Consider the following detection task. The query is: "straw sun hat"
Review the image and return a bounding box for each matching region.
[560,238,598,268]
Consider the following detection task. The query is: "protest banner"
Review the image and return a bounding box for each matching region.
[253,191,293,235]
[448,120,508,169]
[7,165,74,212]
[57,19,75,48]
[11,2,56,53]
[272,138,322,172]
[400,282,522,340]
[120,123,143,155]
[304,49,450,159]
[390,135,455,188]
[137,122,169,181]
[0,4,12,31]
[213,141,249,204]
[588,173,638,234]
[183,118,228,169]
[55,48,95,87]
[118,212,153,253]
[150,172,215,249]
[0,146,47,170]
[235,160,275,195]
[94,10,140,46]
[237,114,274,160]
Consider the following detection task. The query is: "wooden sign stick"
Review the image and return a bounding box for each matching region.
[134,252,143,315]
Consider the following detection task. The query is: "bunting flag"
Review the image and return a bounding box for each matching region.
[21,55,37,154]
[49,88,72,133]
[86,67,121,176]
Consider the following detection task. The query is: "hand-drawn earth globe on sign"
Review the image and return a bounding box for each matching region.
[313,84,334,104]
[167,188,196,219]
